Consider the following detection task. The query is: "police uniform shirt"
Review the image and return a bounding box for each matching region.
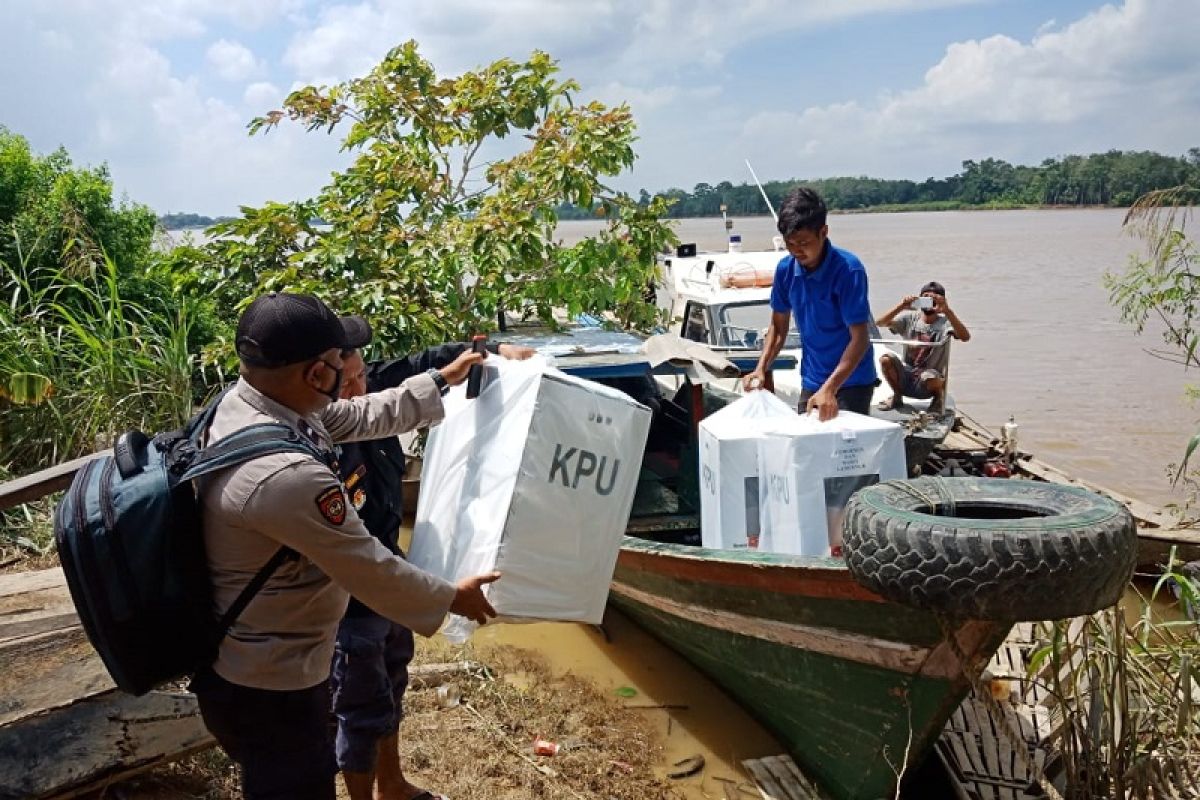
[198,376,456,691]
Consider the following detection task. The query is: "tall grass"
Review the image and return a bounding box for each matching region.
[1,221,195,554]
[1030,558,1200,798]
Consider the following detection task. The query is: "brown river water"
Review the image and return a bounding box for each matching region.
[562,208,1196,510]
[492,210,1194,796]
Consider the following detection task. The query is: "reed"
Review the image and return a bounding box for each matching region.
[1,221,196,555]
[1029,555,1200,799]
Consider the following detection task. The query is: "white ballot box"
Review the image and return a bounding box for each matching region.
[758,411,906,557]
[697,390,797,551]
[408,357,651,640]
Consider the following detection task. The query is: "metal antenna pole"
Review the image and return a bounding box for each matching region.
[746,159,778,223]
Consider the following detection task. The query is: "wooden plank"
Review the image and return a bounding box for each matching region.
[1136,528,1200,569]
[0,451,108,511]
[0,688,213,800]
[0,627,114,727]
[994,708,1015,784]
[0,568,78,646]
[776,756,824,799]
[959,701,988,776]
[0,567,67,598]
[743,759,788,800]
[742,756,828,800]
[760,756,806,800]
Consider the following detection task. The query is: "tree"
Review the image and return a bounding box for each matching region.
[170,42,675,363]
[0,128,158,285]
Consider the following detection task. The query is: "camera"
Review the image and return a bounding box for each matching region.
[913,296,934,310]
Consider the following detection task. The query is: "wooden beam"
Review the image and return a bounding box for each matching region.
[0,451,108,511]
[0,689,213,800]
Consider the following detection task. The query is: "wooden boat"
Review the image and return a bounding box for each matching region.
[610,538,1008,799]
[543,333,1134,799]
[930,415,1200,569]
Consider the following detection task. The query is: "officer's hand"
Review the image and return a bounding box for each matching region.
[450,571,501,624]
[440,350,486,386]
[498,343,537,361]
[743,370,767,392]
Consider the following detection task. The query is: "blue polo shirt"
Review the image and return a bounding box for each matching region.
[769,240,877,391]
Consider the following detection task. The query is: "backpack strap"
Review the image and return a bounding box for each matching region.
[214,545,298,640]
[179,423,326,481]
[184,386,236,444]
[180,421,338,647]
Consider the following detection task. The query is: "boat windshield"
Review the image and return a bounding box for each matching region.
[713,301,800,350]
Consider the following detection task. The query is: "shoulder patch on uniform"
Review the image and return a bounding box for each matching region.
[315,486,347,526]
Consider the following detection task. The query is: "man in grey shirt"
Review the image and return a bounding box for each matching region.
[875,280,971,413]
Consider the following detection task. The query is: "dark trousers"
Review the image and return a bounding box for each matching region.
[191,668,337,800]
[330,612,415,773]
[798,383,875,416]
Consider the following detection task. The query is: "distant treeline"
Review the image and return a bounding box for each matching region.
[558,148,1200,220]
[159,212,235,229]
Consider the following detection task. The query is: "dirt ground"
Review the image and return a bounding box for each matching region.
[87,638,690,800]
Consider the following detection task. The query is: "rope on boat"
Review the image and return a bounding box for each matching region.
[889,476,957,518]
[956,407,999,439]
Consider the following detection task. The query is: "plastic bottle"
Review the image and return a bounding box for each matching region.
[1000,415,1019,456]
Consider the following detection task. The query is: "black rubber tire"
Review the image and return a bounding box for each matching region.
[842,477,1137,621]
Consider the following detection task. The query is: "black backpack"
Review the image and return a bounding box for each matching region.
[54,391,326,696]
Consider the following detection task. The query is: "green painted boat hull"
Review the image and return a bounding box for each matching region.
[611,537,1010,800]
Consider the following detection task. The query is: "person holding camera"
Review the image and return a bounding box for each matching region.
[874,281,970,414]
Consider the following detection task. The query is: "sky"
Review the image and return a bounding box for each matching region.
[2,0,1198,216]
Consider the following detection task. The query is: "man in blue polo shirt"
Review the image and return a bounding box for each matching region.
[743,187,877,421]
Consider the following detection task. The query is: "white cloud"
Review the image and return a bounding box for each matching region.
[206,38,264,81]
[592,82,682,114]
[243,81,282,110]
[730,0,1200,183]
[281,0,987,86]
[1,0,1198,214]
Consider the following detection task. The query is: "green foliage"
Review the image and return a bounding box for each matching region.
[0,127,158,284]
[1106,186,1200,486]
[0,130,200,488]
[627,148,1200,219]
[170,42,676,363]
[0,245,195,473]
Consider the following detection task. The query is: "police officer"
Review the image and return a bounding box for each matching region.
[191,292,499,800]
[331,339,533,800]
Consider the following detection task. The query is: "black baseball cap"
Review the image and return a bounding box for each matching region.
[236,292,372,367]
[920,281,946,297]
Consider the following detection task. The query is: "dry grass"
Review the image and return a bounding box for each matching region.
[1029,567,1200,799]
[83,638,684,800]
